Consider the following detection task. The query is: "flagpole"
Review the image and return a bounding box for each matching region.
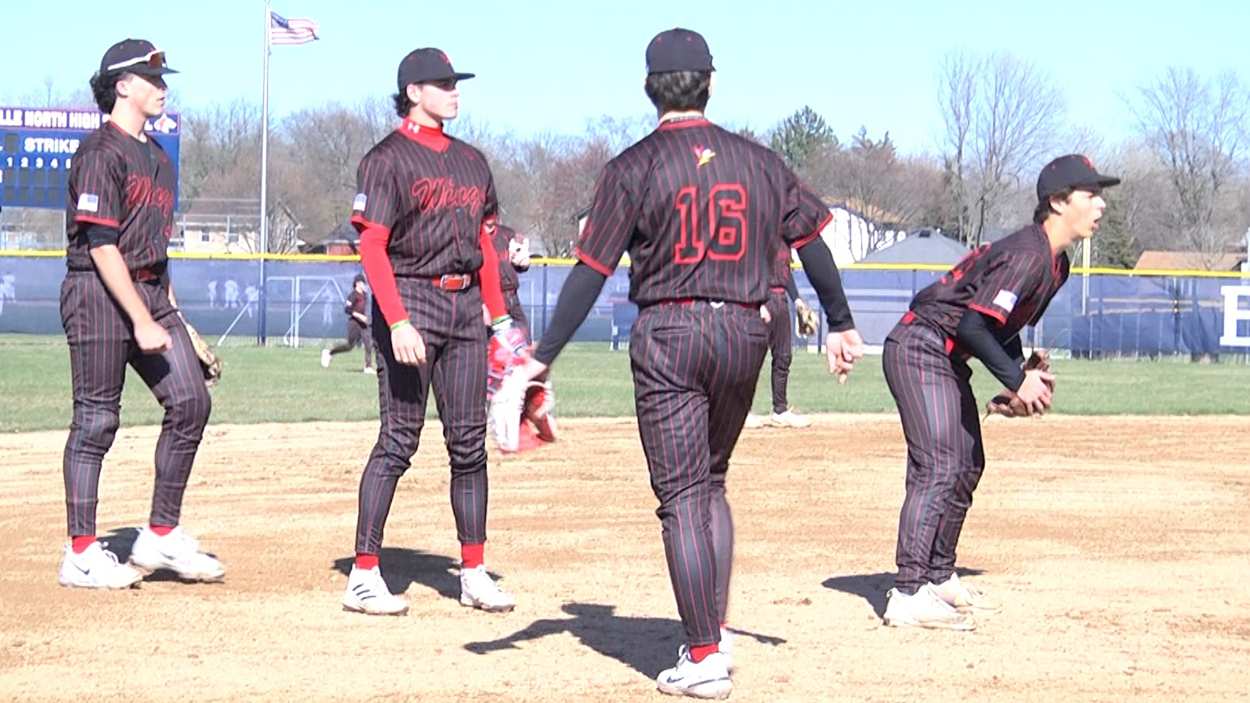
[258,0,271,345]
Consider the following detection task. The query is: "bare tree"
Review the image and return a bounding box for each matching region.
[938,51,1064,246]
[1131,68,1249,267]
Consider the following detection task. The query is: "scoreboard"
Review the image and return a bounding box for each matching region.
[0,106,180,211]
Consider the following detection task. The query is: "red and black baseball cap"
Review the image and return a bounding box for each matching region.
[100,39,177,77]
[646,28,714,74]
[397,48,474,91]
[1036,154,1120,201]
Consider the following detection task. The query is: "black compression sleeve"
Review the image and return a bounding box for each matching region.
[533,262,608,366]
[796,237,854,331]
[86,224,120,248]
[783,273,799,301]
[956,311,1026,390]
[1004,335,1025,366]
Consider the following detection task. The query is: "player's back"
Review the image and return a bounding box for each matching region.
[610,119,793,306]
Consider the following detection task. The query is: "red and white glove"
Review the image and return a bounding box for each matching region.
[524,380,557,442]
[486,320,529,403]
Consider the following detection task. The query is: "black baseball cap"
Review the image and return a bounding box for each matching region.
[397,48,474,91]
[646,28,714,74]
[1036,154,1120,201]
[100,39,177,77]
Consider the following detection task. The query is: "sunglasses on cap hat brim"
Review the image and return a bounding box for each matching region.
[107,49,177,75]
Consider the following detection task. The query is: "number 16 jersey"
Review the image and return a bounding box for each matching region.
[573,118,831,307]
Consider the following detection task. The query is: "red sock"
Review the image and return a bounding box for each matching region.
[461,543,484,569]
[71,535,96,554]
[689,643,719,663]
[150,524,175,536]
[355,553,379,570]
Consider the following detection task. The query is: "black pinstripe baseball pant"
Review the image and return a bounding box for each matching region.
[630,301,768,646]
[355,281,489,554]
[60,272,212,536]
[763,289,793,414]
[882,318,985,595]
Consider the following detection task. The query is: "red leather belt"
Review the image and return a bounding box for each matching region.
[429,273,474,291]
[132,267,161,282]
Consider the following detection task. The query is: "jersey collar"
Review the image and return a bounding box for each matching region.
[398,118,451,152]
[657,117,711,131]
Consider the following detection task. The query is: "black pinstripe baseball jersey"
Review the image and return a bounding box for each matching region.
[65,121,176,274]
[350,118,498,277]
[574,118,830,306]
[909,224,1069,340]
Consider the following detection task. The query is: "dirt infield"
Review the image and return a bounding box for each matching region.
[1,415,1248,702]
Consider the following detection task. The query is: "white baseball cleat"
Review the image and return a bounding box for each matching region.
[362,366,377,375]
[883,583,976,630]
[656,645,732,700]
[129,527,225,582]
[718,627,735,673]
[58,542,143,589]
[342,565,409,616]
[767,409,811,428]
[320,349,332,368]
[931,573,998,611]
[742,414,764,429]
[459,564,515,612]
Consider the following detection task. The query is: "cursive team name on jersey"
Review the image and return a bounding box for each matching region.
[411,177,484,216]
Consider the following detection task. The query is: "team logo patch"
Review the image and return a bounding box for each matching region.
[352,193,367,211]
[77,193,100,213]
[993,289,1019,312]
[691,145,716,168]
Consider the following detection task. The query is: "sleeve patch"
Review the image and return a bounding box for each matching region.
[352,193,367,211]
[992,289,1019,312]
[77,194,100,213]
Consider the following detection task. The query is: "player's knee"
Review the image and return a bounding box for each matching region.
[72,408,120,448]
[449,447,487,475]
[166,386,212,433]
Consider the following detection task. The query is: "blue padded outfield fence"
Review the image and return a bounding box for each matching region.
[1,252,1248,359]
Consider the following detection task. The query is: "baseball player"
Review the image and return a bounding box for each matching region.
[490,222,531,333]
[341,47,521,616]
[58,39,223,589]
[881,154,1119,629]
[744,244,817,429]
[491,28,863,698]
[320,274,376,373]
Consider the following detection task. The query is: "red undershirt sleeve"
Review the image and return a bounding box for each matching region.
[477,224,507,320]
[357,225,409,327]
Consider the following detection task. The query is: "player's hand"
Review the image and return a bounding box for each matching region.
[759,304,772,324]
[481,305,492,327]
[508,236,531,268]
[825,328,865,384]
[1013,369,1054,415]
[391,324,427,366]
[135,319,173,354]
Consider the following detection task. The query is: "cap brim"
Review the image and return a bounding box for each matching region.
[452,72,475,81]
[129,66,178,77]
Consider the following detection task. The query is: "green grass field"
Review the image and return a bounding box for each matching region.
[1,334,1247,432]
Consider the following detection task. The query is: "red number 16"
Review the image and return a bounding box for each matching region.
[674,183,749,264]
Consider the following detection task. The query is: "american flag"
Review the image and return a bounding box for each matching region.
[270,12,319,45]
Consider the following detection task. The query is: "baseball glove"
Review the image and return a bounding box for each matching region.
[524,380,557,442]
[181,315,222,388]
[795,299,818,337]
[985,349,1052,418]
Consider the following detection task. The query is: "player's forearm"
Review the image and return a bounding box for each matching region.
[352,312,370,325]
[795,238,854,332]
[533,263,607,366]
[783,273,799,302]
[89,245,156,326]
[476,228,508,321]
[956,310,1026,390]
[1004,334,1025,367]
[357,227,410,327]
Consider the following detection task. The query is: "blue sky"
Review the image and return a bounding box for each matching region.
[2,0,1245,154]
